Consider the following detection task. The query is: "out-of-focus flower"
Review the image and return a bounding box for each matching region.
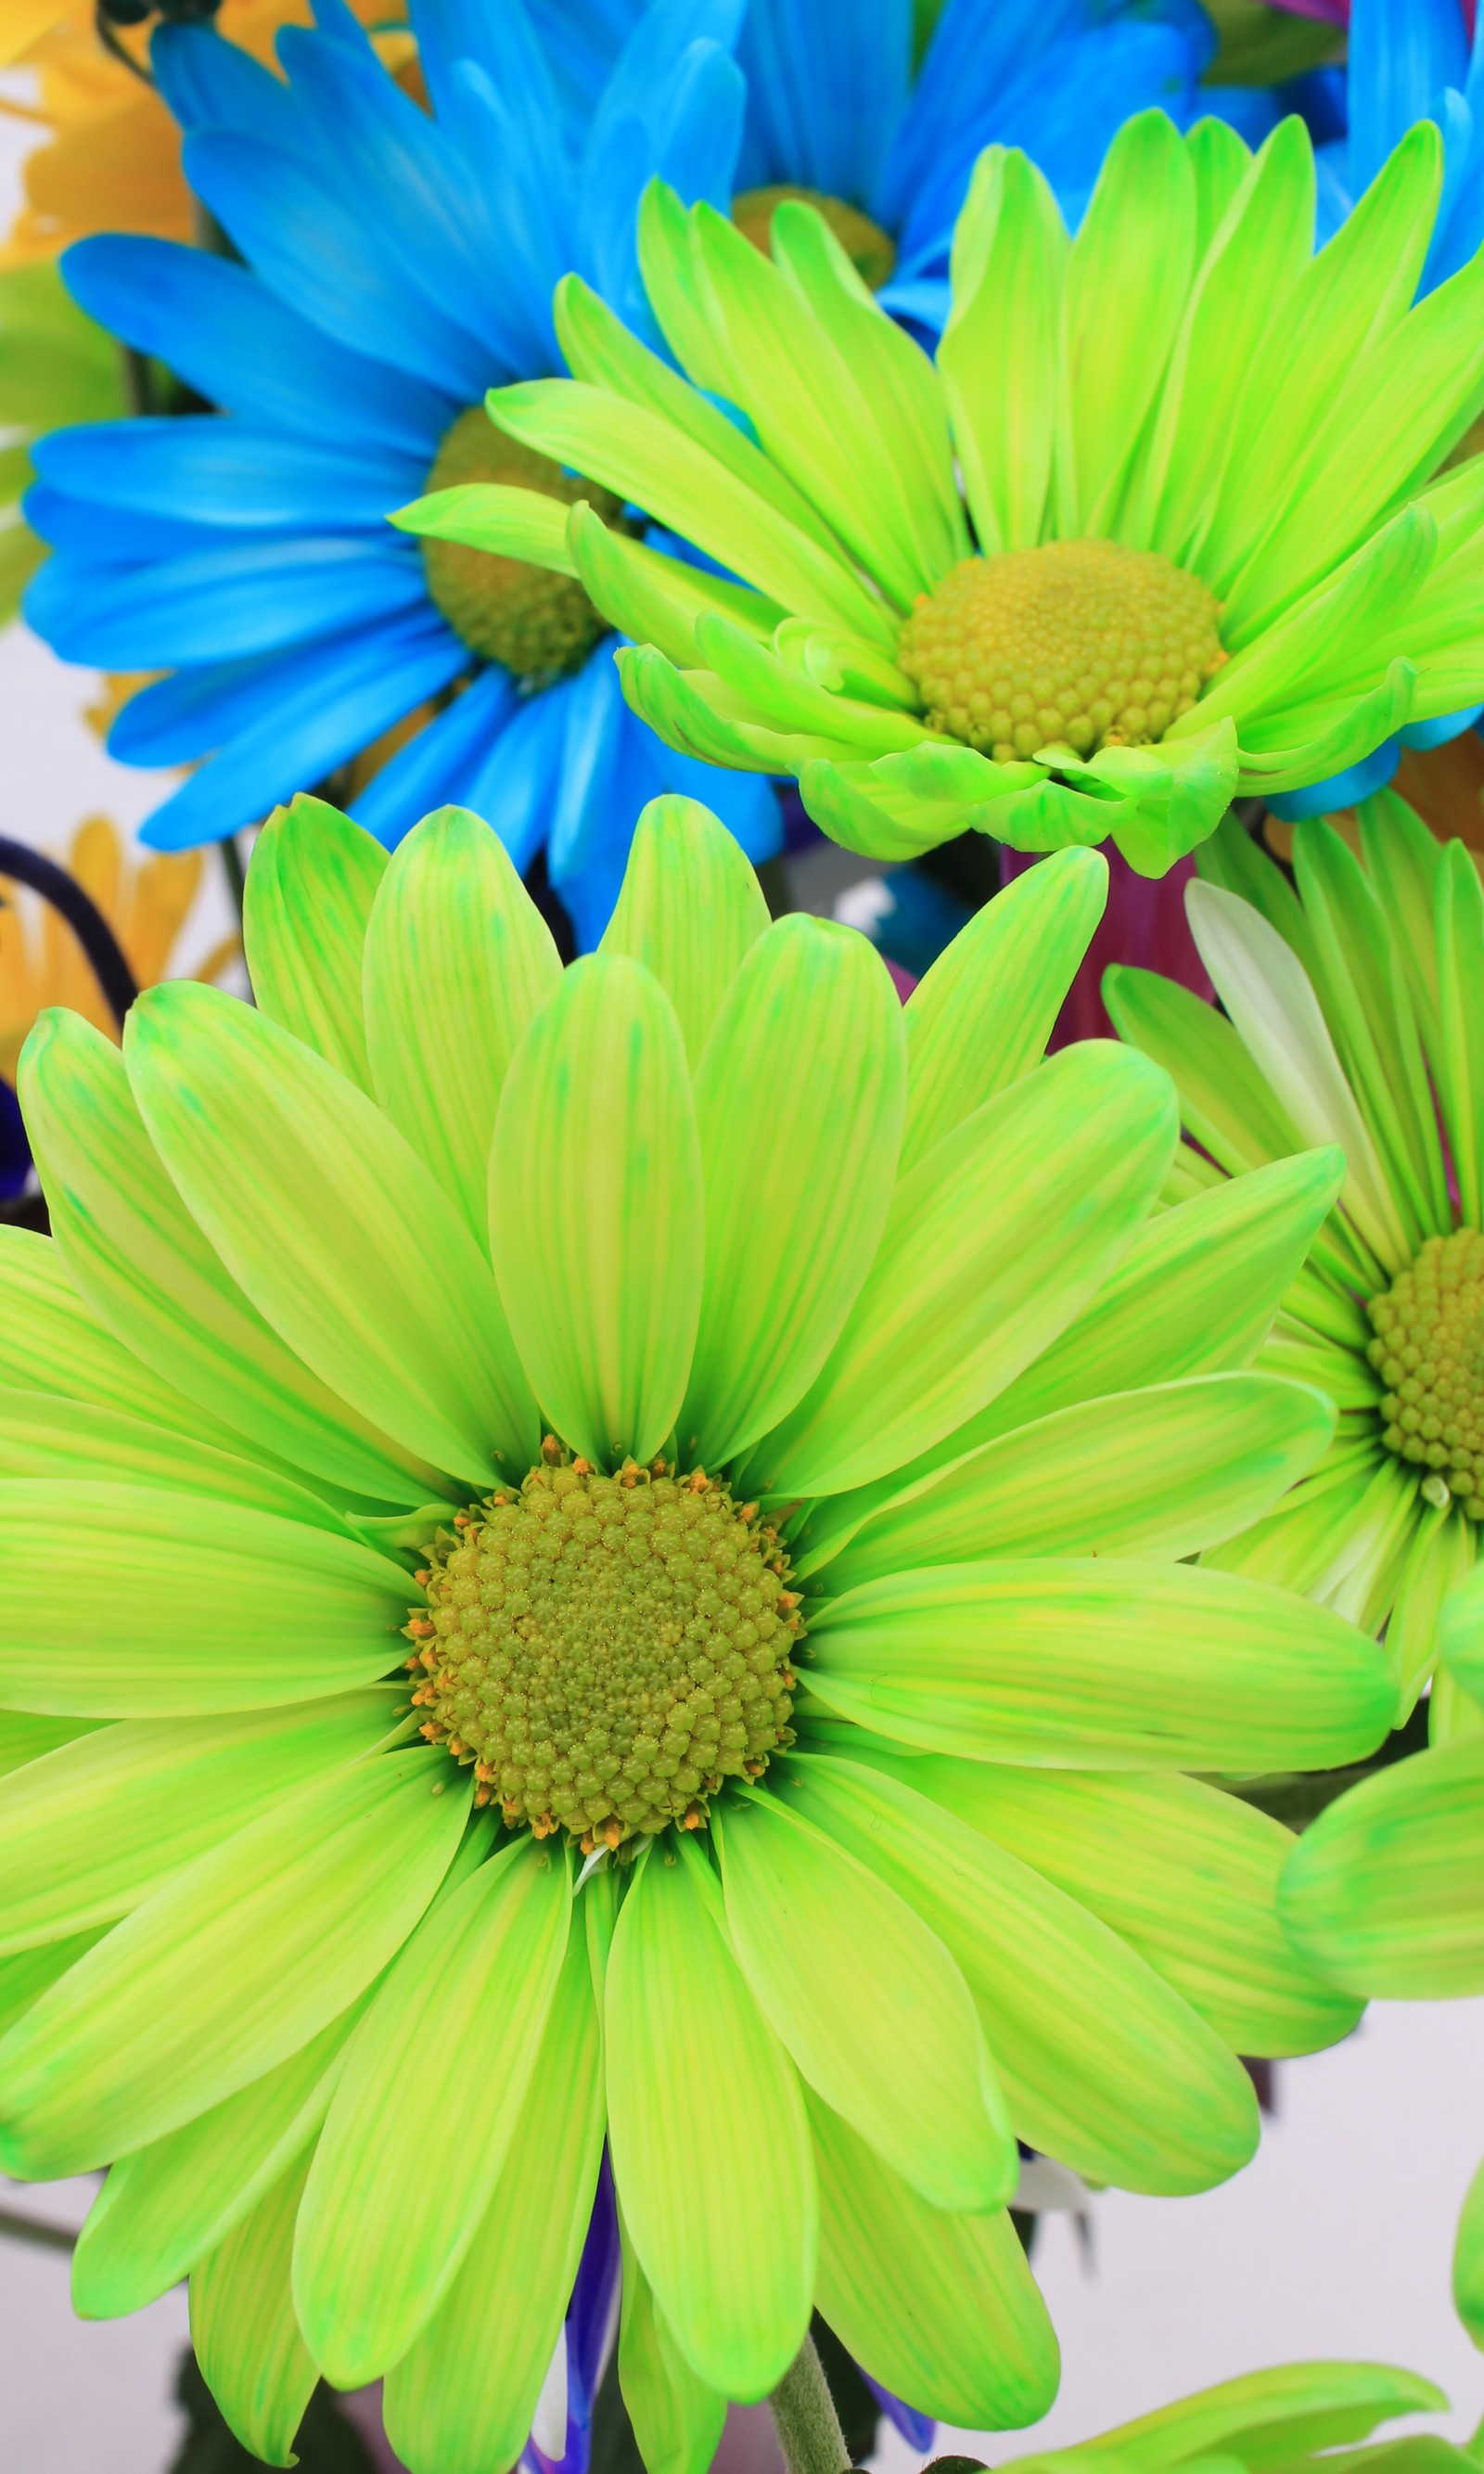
[0,263,122,623]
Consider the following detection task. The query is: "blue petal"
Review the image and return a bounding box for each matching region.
[107,617,443,766]
[151,20,310,148]
[1268,738,1403,823]
[874,273,951,335]
[860,2373,934,2455]
[23,484,226,562]
[546,647,656,939]
[1420,86,1482,290]
[1400,702,1484,750]
[1313,139,1354,249]
[734,0,907,203]
[1200,83,1282,149]
[659,741,781,862]
[32,417,421,530]
[440,58,571,372]
[515,0,644,135]
[461,681,572,876]
[579,36,745,339]
[0,1080,33,1206]
[61,237,453,458]
[1348,0,1470,194]
[880,0,1085,232]
[350,662,517,846]
[522,2158,621,2474]
[25,534,429,668]
[134,608,469,849]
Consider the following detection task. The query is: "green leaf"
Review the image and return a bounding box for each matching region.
[600,794,771,1065]
[940,149,1068,553]
[617,2218,728,2474]
[243,798,386,1095]
[126,983,538,1485]
[1281,1738,1484,1997]
[714,1789,1014,2211]
[606,1837,815,2397]
[680,916,906,1468]
[191,2150,316,2469]
[0,1748,468,2178]
[489,955,703,1468]
[363,804,561,1246]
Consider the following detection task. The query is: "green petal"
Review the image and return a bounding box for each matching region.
[0,1747,468,2176]
[806,2086,1057,2429]
[1186,115,1253,255]
[1455,2151,1484,2350]
[617,2217,728,2474]
[607,1837,815,2398]
[190,2149,316,2470]
[1388,1502,1474,1715]
[1441,1557,1484,1708]
[681,916,906,1468]
[0,1387,358,1535]
[1105,962,1306,1179]
[0,1225,245,1452]
[0,1709,99,1778]
[382,1925,605,2474]
[600,794,771,1065]
[940,149,1068,555]
[0,1930,106,2043]
[0,1481,410,1716]
[1282,1738,1484,1998]
[1358,788,1444,1049]
[741,1041,1176,1499]
[0,1692,396,1951]
[901,846,1107,1173]
[784,1753,1259,2196]
[1435,839,1484,1230]
[825,1373,1336,1592]
[126,982,538,1484]
[807,1557,1394,1773]
[911,1760,1361,2059]
[363,804,561,1246]
[714,1788,1013,2211]
[18,1013,433,1503]
[1064,2361,1446,2466]
[295,1837,571,2386]
[243,796,386,1094]
[1206,1445,1417,1639]
[490,955,703,1468]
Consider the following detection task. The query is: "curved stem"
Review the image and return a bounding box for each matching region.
[0,836,138,1030]
[770,2334,850,2474]
[0,2204,77,2254]
[94,8,156,84]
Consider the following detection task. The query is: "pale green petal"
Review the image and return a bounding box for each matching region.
[490,955,703,1468]
[742,1042,1176,1498]
[383,1926,605,2474]
[714,1788,1013,2211]
[1358,788,1444,1047]
[0,1481,410,1716]
[1062,112,1195,536]
[1281,1739,1484,1997]
[1104,963,1306,1179]
[0,1692,396,1951]
[940,149,1068,555]
[243,796,385,1093]
[607,1837,814,2398]
[618,2219,728,2474]
[0,1388,357,1534]
[0,1226,246,1453]
[0,1748,468,2177]
[1440,1557,1484,1708]
[1455,2151,1484,2350]
[1207,1447,1417,1639]
[126,982,537,1483]
[190,2149,316,2470]
[901,846,1107,1173]
[681,917,905,1468]
[806,2086,1057,2429]
[1062,2361,1446,2468]
[1435,840,1484,1229]
[1186,114,1252,253]
[807,1558,1393,1773]
[0,1929,105,2042]
[295,1838,571,2386]
[601,794,771,1064]
[18,1014,434,1502]
[1389,1503,1474,1714]
[786,1753,1259,2196]
[0,1710,99,1779]
[363,804,561,1245]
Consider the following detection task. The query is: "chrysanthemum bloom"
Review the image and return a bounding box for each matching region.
[0,792,1388,2468]
[401,107,1484,875]
[1106,796,1484,1724]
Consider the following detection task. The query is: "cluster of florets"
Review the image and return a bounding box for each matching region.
[1369,1227,1484,1519]
[403,1443,802,1852]
[418,410,623,680]
[896,537,1226,761]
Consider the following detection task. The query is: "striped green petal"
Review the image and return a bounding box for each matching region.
[1436,839,1484,1230]
[607,1838,815,2398]
[681,916,905,1468]
[714,1788,1013,2211]
[806,2086,1058,2429]
[190,2149,316,2470]
[618,2221,728,2474]
[0,1481,408,1716]
[1281,1738,1484,1997]
[126,983,537,1485]
[1441,1559,1484,1708]
[0,1388,358,1534]
[940,148,1068,556]
[601,795,771,1066]
[490,955,703,1468]
[0,1710,98,1778]
[0,1692,395,1950]
[243,796,386,1095]
[363,804,561,1246]
[1059,2360,1446,2467]
[1062,112,1195,537]
[808,1558,1392,1772]
[0,1747,468,2176]
[1454,2150,1484,2350]
[0,1929,107,2043]
[0,1226,246,1453]
[1389,1503,1475,1714]
[295,1837,571,2385]
[1206,1446,1416,1639]
[18,1013,432,1503]
[742,1041,1176,1498]
[383,1924,605,2474]
[1104,962,1306,1179]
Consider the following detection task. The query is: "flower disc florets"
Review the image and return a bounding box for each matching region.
[405,1445,802,1850]
[731,184,897,288]
[895,538,1226,760]
[1368,1228,1484,1517]
[420,410,622,680]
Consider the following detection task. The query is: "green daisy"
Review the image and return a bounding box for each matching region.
[395,108,1484,878]
[1107,794,1484,1727]
[0,792,1389,2471]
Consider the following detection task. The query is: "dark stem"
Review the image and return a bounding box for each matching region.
[218,830,247,921]
[0,837,138,1029]
[0,2204,77,2254]
[94,8,156,83]
[770,2333,850,2474]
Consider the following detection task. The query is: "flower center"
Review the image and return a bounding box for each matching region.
[895,539,1227,762]
[404,1448,802,1852]
[732,184,897,289]
[1368,1228,1484,1519]
[419,409,622,681]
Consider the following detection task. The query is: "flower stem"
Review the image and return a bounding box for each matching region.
[770,2333,851,2474]
[0,836,138,1028]
[0,2204,76,2254]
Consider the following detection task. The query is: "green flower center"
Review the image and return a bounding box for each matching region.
[895,538,1227,762]
[732,183,897,289]
[419,409,621,680]
[405,1449,802,1852]
[1368,1227,1484,1519]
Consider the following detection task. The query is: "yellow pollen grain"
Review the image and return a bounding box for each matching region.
[1368,1227,1484,1519]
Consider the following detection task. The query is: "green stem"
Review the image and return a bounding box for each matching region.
[0,2204,76,2254]
[218,831,247,922]
[769,2333,850,2474]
